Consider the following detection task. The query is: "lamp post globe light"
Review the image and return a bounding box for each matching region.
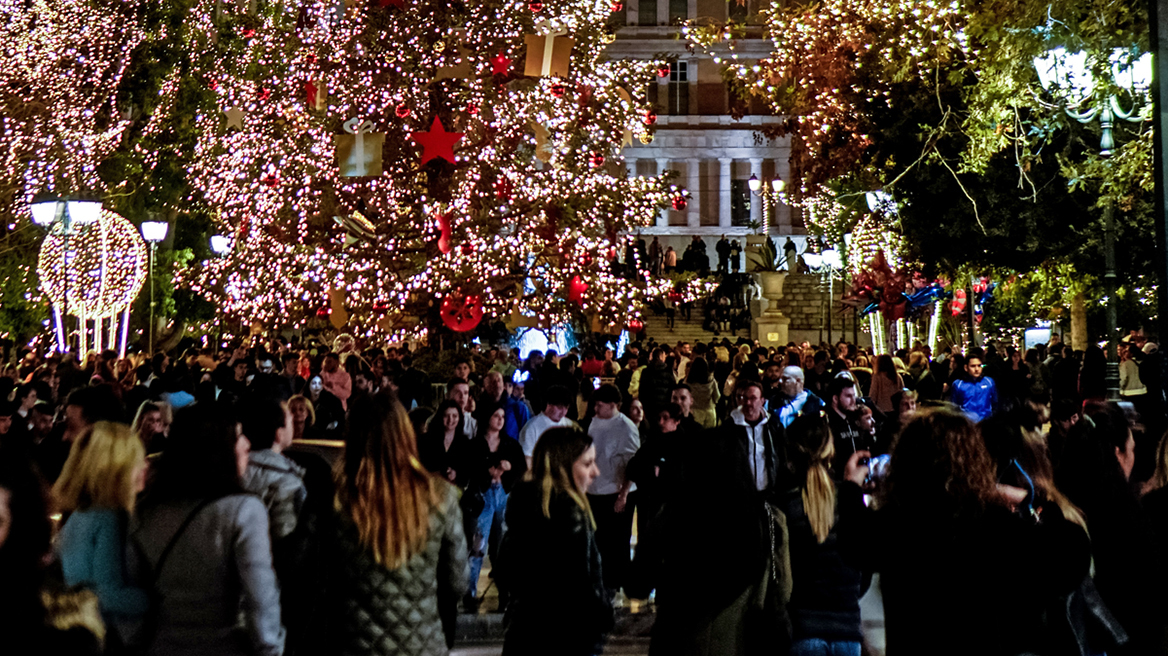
[141,220,169,355]
[804,245,842,344]
[747,174,785,233]
[1034,47,1152,400]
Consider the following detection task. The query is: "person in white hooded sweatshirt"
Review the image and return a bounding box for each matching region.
[585,383,641,595]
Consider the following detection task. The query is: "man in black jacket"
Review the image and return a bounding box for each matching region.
[632,378,790,655]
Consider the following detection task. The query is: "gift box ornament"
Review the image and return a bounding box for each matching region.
[335,118,385,177]
[434,46,474,81]
[524,24,574,77]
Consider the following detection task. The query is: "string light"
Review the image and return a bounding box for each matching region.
[185,0,674,331]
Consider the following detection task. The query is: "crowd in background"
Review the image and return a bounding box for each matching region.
[1,328,1168,656]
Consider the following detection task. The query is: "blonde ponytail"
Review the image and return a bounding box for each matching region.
[803,463,836,543]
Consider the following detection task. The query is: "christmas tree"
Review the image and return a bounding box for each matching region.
[187,0,676,336]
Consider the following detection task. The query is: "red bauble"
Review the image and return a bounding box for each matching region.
[644,110,657,125]
[588,153,605,167]
[466,102,479,115]
[568,275,589,306]
[495,179,513,201]
[461,242,473,254]
[611,1,624,10]
[550,83,566,98]
[257,87,271,101]
[529,0,543,11]
[671,196,688,211]
[240,28,256,38]
[262,174,279,188]
[395,104,410,118]
[657,65,671,78]
[627,319,644,333]
[305,53,317,64]
[440,294,484,332]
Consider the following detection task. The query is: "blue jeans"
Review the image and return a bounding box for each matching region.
[790,638,862,656]
[468,482,508,598]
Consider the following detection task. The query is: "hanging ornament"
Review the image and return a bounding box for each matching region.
[440,293,484,332]
[568,275,588,306]
[644,110,657,125]
[395,104,410,118]
[335,118,386,177]
[657,64,671,78]
[466,102,479,115]
[550,83,566,97]
[639,132,654,144]
[436,213,452,254]
[410,116,464,165]
[601,27,616,44]
[611,1,623,10]
[588,153,605,167]
[304,80,326,110]
[433,40,446,53]
[490,52,513,76]
[528,0,543,11]
[672,196,688,211]
[460,242,473,255]
[257,86,271,101]
[495,178,513,201]
[524,24,573,77]
[262,174,279,188]
[240,27,256,38]
[627,318,644,333]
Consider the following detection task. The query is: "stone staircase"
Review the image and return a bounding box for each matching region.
[638,302,752,344]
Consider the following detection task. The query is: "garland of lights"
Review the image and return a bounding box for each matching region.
[184,0,675,334]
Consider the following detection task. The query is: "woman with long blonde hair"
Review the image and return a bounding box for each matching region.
[329,391,468,655]
[779,411,864,656]
[496,427,610,656]
[53,421,150,646]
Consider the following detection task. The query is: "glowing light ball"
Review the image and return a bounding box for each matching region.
[37,208,147,322]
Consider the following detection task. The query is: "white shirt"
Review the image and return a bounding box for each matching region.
[730,407,770,492]
[586,413,640,496]
[518,412,578,457]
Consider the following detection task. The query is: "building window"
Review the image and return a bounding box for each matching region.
[668,0,687,23]
[639,0,656,25]
[666,62,688,115]
[731,179,752,226]
[728,0,747,21]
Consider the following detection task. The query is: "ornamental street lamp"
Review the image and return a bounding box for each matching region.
[1034,47,1152,400]
[804,246,843,344]
[748,174,785,233]
[141,220,169,354]
[30,198,102,352]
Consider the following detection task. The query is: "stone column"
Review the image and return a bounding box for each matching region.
[687,0,697,19]
[686,158,701,227]
[625,1,637,26]
[687,60,697,116]
[657,0,668,26]
[656,157,670,227]
[749,157,763,227]
[718,157,732,227]
[626,157,638,179]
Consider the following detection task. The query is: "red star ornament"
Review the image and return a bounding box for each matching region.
[410,117,464,165]
[490,53,512,75]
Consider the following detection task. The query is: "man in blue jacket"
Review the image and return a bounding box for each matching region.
[949,355,998,421]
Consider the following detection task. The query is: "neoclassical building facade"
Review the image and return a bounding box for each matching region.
[609,0,805,253]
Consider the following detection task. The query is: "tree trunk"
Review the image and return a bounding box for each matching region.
[1070,291,1088,352]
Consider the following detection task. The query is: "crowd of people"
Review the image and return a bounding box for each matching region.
[1,330,1167,656]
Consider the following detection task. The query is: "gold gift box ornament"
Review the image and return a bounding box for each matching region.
[524,22,574,77]
[335,118,385,178]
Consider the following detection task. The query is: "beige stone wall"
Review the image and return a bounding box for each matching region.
[776,274,862,335]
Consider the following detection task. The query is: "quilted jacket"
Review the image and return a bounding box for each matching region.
[327,480,468,656]
[243,449,308,542]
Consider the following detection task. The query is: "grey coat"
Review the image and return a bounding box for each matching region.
[128,494,285,656]
[328,480,468,656]
[244,449,308,541]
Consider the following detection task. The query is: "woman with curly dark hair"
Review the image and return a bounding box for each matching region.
[837,407,1090,656]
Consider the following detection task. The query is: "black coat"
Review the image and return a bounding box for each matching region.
[837,483,1090,656]
[497,481,612,656]
[463,435,527,494]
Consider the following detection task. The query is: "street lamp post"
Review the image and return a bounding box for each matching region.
[804,247,842,344]
[748,174,785,234]
[30,198,102,352]
[141,221,169,355]
[1034,47,1151,400]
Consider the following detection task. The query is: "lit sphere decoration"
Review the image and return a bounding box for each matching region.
[37,208,148,321]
